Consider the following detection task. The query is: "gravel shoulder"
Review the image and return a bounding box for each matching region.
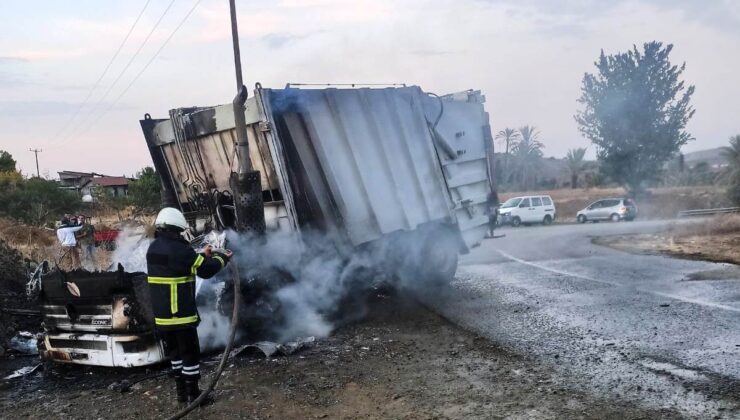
[0,292,681,419]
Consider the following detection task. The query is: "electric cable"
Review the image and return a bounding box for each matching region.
[79,0,203,137]
[57,0,178,145]
[49,0,152,143]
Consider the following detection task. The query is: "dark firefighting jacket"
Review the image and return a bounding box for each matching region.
[146,232,229,330]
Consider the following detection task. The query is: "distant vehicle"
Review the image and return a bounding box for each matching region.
[498,195,557,227]
[576,198,637,223]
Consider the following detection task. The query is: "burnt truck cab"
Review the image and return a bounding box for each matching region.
[38,265,165,367]
[140,85,495,283]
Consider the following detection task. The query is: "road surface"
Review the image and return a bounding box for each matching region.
[427,220,740,418]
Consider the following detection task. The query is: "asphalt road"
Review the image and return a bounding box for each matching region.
[426,220,740,418]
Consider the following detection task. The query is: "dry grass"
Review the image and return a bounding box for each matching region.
[595,214,740,265]
[674,214,740,238]
[501,186,729,222]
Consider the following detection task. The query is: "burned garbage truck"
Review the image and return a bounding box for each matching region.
[140,85,494,279]
[37,85,494,368]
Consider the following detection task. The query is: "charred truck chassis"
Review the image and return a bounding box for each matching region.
[38,265,164,367]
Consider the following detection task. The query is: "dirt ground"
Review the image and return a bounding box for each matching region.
[594,214,740,265]
[0,293,681,420]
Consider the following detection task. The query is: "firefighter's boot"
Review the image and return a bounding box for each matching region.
[185,379,213,406]
[175,377,188,404]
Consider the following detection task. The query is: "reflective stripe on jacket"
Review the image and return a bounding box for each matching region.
[146,233,227,330]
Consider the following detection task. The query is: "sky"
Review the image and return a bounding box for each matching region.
[1,0,739,178]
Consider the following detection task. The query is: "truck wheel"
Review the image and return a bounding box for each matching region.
[543,215,552,225]
[511,217,521,227]
[415,227,459,289]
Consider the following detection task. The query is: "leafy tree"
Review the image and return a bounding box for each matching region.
[128,167,162,214]
[92,186,129,221]
[565,147,587,189]
[495,128,521,181]
[511,125,544,190]
[575,41,695,193]
[0,150,16,172]
[0,178,80,226]
[720,135,740,204]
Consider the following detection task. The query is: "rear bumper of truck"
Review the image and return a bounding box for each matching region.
[40,332,165,368]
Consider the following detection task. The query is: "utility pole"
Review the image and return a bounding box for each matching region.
[229,0,251,174]
[29,148,42,178]
[228,0,265,234]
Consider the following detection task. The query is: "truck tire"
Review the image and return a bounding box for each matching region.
[417,227,459,288]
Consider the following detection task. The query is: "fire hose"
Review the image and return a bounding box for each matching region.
[165,258,242,420]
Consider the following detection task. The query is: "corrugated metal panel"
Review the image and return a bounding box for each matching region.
[264,87,453,246]
[425,90,492,249]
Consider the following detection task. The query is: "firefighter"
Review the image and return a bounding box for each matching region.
[147,207,233,405]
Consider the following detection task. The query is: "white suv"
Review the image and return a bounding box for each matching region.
[498,195,557,227]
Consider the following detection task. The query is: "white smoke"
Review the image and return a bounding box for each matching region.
[224,226,452,343]
[109,227,150,272]
[109,222,454,348]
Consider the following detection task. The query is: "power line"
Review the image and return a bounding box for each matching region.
[49,0,152,143]
[77,0,204,137]
[29,148,42,178]
[56,0,177,146]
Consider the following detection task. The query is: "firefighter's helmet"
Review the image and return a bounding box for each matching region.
[154,207,188,231]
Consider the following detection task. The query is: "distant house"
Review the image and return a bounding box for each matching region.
[82,176,130,197]
[58,171,98,194]
[58,171,131,198]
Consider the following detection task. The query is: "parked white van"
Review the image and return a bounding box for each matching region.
[498,195,557,227]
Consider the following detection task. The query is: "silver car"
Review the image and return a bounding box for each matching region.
[576,198,637,223]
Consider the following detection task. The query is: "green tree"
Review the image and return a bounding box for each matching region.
[0,150,16,172]
[720,135,740,205]
[495,128,521,182]
[93,186,129,221]
[128,167,162,214]
[0,178,80,226]
[511,125,544,190]
[565,147,587,189]
[575,41,695,193]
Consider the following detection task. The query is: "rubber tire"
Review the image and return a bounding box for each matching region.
[543,215,552,225]
[512,217,521,227]
[610,213,621,222]
[577,215,587,224]
[418,228,460,288]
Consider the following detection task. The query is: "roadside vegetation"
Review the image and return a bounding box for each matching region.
[594,214,740,265]
[0,150,161,268]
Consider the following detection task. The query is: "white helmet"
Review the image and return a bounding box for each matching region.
[154,207,188,231]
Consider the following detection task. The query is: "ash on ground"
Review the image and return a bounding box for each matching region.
[1,291,681,419]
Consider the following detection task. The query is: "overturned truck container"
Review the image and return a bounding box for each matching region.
[140,86,495,281]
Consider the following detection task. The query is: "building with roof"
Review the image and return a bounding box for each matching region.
[82,176,130,197]
[58,171,131,198]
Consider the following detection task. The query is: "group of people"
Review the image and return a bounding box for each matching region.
[56,214,95,269]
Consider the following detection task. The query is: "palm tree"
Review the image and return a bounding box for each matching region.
[495,128,521,181]
[720,135,740,204]
[565,147,587,189]
[512,125,544,190]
